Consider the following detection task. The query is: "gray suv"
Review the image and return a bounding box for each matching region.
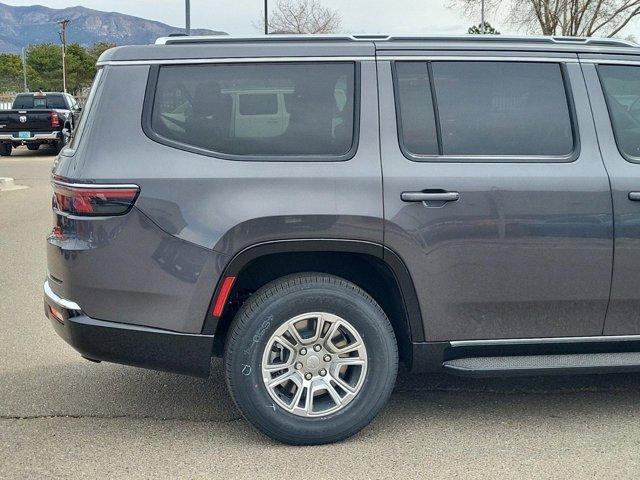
[44,34,640,444]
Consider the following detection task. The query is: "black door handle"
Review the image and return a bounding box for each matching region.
[629,192,640,201]
[401,191,460,203]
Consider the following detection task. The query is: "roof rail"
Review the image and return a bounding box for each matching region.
[155,33,637,48]
[156,34,361,45]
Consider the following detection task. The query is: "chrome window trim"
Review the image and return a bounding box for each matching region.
[390,59,580,163]
[44,280,81,311]
[450,335,640,347]
[97,56,375,67]
[378,55,579,63]
[581,58,640,65]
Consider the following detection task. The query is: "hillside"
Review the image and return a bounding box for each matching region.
[0,2,225,53]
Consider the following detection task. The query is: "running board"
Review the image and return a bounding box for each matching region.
[443,352,640,377]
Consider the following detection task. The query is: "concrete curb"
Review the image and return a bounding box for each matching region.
[0,177,28,192]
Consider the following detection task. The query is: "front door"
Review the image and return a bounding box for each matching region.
[378,53,613,341]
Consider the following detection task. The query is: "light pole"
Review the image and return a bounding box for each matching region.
[480,0,485,33]
[185,0,191,35]
[21,47,28,92]
[264,0,268,34]
[58,19,69,93]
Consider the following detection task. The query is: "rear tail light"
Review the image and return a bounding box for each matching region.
[50,111,60,128]
[52,179,140,217]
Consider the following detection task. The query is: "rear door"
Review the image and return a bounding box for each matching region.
[377,50,614,341]
[582,55,640,335]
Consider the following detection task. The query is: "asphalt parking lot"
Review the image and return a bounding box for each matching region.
[2,148,640,479]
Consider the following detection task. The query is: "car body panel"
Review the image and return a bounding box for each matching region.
[377,56,614,341]
[46,205,229,333]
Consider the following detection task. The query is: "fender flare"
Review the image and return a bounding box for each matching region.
[202,239,424,342]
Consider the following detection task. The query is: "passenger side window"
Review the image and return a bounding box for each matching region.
[598,65,640,161]
[149,62,357,159]
[394,61,575,159]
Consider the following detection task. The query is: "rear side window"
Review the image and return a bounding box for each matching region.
[394,61,575,159]
[598,64,640,161]
[147,62,357,160]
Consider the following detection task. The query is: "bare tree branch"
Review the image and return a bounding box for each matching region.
[452,0,640,37]
[257,0,342,34]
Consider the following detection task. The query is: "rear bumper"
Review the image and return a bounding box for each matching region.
[44,280,214,377]
[0,132,60,142]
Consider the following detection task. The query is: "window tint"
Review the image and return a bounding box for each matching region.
[394,61,574,158]
[433,62,573,156]
[150,62,356,158]
[395,62,438,155]
[598,65,640,160]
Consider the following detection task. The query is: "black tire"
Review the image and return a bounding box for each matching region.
[27,144,40,151]
[0,143,11,156]
[224,273,398,445]
[52,140,64,154]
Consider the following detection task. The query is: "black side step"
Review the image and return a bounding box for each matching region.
[443,352,640,377]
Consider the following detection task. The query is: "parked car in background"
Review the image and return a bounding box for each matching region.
[43,34,640,445]
[0,91,80,156]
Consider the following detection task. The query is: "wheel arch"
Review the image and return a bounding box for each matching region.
[204,239,424,367]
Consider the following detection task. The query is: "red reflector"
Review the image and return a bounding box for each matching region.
[48,305,64,324]
[212,276,236,317]
[52,180,139,217]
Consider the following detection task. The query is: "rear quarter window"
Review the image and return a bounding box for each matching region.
[598,64,640,162]
[145,62,359,161]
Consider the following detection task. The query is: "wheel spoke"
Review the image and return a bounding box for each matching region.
[329,371,357,394]
[289,381,305,410]
[323,379,343,406]
[263,361,292,372]
[273,335,296,351]
[304,384,315,414]
[333,340,363,355]
[266,370,298,388]
[333,357,366,368]
[287,324,306,346]
[307,313,326,344]
[323,320,344,353]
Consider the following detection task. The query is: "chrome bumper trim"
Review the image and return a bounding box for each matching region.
[44,280,81,311]
[0,132,60,141]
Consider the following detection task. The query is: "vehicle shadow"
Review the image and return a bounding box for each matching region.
[7,146,58,157]
[3,357,640,432]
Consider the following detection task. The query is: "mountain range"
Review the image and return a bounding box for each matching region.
[0,2,225,53]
